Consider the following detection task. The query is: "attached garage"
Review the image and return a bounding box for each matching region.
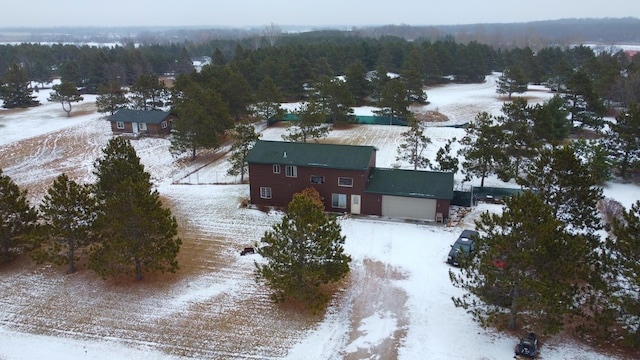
[365,168,454,221]
[381,195,437,220]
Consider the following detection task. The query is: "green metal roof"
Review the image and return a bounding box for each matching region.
[365,168,454,199]
[108,109,172,124]
[247,140,376,170]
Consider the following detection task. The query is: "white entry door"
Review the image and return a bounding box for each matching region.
[351,194,361,215]
[132,122,139,134]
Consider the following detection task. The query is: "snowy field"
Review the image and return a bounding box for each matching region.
[0,74,636,359]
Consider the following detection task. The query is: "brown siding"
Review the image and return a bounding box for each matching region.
[109,115,174,137]
[144,122,172,137]
[110,121,134,135]
[249,163,370,213]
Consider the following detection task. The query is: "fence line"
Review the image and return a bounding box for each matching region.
[173,171,243,185]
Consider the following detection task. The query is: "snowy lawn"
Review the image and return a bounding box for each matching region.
[0,74,635,359]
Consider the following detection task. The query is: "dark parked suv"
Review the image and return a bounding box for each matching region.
[446,229,478,266]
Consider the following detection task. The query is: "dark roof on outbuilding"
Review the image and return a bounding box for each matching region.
[365,168,454,199]
[108,109,172,124]
[247,140,376,170]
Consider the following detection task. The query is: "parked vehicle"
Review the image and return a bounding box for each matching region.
[446,229,478,266]
[515,332,538,358]
[240,247,255,256]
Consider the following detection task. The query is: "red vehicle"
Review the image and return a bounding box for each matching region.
[492,257,507,269]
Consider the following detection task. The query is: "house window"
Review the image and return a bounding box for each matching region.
[285,165,297,178]
[139,123,147,131]
[116,121,124,129]
[273,164,281,174]
[338,177,353,187]
[332,194,347,209]
[260,187,272,199]
[310,175,324,184]
[161,121,168,129]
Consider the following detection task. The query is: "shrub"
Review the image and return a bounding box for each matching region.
[598,198,625,225]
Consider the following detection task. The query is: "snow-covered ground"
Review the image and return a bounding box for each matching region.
[0,74,635,359]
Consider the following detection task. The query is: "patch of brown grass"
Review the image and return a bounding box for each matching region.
[414,110,450,123]
[332,123,360,130]
[159,76,174,88]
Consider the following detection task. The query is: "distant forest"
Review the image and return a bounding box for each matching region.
[1,17,639,48]
[1,17,639,108]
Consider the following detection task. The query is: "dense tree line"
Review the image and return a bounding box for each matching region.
[0,34,492,103]
[2,32,639,112]
[5,18,638,49]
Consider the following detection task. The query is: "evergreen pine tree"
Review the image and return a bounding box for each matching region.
[569,139,612,185]
[344,60,370,105]
[529,94,571,143]
[375,78,410,122]
[313,75,355,125]
[401,46,428,104]
[562,70,606,133]
[170,75,233,159]
[496,98,541,182]
[201,64,253,121]
[91,138,181,281]
[0,169,37,263]
[451,191,593,334]
[496,65,529,99]
[0,62,40,109]
[433,137,459,173]
[255,188,351,312]
[174,47,194,75]
[212,48,227,66]
[458,112,506,187]
[396,116,431,170]
[253,76,284,122]
[95,83,129,115]
[606,201,640,348]
[423,44,444,84]
[227,122,261,183]
[370,65,389,103]
[521,145,604,235]
[33,173,97,274]
[130,73,168,110]
[282,100,331,143]
[47,81,84,117]
[604,103,640,179]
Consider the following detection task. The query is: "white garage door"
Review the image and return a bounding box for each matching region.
[381,195,437,220]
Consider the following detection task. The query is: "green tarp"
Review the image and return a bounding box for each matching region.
[268,114,408,126]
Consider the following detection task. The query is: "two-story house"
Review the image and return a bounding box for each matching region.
[247,140,453,222]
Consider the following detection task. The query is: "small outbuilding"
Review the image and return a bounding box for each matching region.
[108,109,175,137]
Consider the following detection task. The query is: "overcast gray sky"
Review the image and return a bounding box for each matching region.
[1,0,637,28]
